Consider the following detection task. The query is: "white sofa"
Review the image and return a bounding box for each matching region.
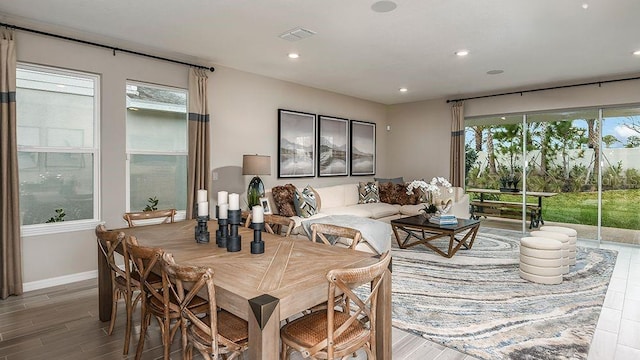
[266,182,470,235]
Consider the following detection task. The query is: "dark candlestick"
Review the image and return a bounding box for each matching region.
[227,209,242,252]
[195,216,210,243]
[251,222,265,254]
[216,218,228,248]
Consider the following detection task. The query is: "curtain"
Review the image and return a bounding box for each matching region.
[0,29,22,299]
[450,101,465,188]
[187,68,211,219]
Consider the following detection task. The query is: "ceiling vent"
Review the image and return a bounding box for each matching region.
[279,27,316,41]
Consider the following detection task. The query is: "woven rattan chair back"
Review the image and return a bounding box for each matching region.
[160,253,248,360]
[310,223,362,250]
[123,208,177,228]
[280,251,391,359]
[95,225,140,355]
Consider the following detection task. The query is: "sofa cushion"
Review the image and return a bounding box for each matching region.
[399,203,428,216]
[271,184,298,217]
[294,186,319,218]
[320,206,374,218]
[374,176,404,184]
[314,185,346,209]
[358,181,380,204]
[356,202,401,219]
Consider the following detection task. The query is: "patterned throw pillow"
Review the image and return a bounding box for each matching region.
[396,183,420,205]
[271,184,298,217]
[294,186,319,218]
[358,181,380,204]
[378,182,395,204]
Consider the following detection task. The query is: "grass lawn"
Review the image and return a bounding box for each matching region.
[474,189,640,230]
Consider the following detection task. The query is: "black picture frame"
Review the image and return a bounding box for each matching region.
[318,115,349,177]
[350,120,376,176]
[278,109,316,178]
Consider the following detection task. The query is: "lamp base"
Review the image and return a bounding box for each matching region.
[247,176,265,209]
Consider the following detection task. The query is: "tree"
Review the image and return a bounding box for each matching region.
[602,135,619,148]
[625,136,640,148]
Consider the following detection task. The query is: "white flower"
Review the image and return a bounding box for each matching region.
[406,177,453,196]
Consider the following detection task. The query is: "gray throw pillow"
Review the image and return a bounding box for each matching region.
[374,176,404,184]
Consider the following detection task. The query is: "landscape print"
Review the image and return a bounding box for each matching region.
[318,116,348,176]
[278,109,316,178]
[350,120,376,175]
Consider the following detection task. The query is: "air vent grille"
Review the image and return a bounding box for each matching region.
[279,27,316,41]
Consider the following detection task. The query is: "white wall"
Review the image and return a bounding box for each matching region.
[15,31,388,285]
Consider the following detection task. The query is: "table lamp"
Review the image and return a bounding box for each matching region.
[242,154,271,208]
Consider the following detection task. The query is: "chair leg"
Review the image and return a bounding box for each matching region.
[108,288,118,336]
[123,289,133,355]
[135,310,150,360]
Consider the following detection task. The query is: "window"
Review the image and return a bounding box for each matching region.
[17,64,99,232]
[126,82,187,213]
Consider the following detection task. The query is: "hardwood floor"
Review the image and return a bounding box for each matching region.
[0,279,474,360]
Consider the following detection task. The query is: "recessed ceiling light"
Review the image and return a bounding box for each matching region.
[501,117,506,120]
[582,3,589,9]
[128,107,139,111]
[288,53,299,59]
[56,84,66,88]
[633,50,640,56]
[487,69,504,75]
[371,1,397,13]
[399,88,408,93]
[455,50,469,57]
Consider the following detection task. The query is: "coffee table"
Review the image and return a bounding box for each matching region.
[391,215,480,258]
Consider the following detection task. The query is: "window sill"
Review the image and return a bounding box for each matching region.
[21,219,103,237]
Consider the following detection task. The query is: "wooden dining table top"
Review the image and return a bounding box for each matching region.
[102,219,392,359]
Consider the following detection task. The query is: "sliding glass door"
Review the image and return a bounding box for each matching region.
[465,105,640,245]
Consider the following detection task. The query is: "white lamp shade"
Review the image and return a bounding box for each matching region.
[242,155,271,175]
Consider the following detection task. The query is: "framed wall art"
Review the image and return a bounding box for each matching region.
[317,115,349,177]
[350,120,376,176]
[278,109,316,178]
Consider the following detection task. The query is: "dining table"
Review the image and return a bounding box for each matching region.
[97,219,392,359]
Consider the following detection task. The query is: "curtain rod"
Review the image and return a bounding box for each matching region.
[446,75,640,103]
[1,21,215,72]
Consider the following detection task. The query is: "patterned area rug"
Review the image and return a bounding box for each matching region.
[389,228,617,360]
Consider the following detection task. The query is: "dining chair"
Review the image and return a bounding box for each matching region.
[244,213,295,237]
[126,238,208,360]
[123,208,177,227]
[310,223,362,250]
[160,252,249,360]
[280,251,391,360]
[95,225,141,355]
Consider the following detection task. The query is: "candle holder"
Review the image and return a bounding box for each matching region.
[227,209,242,252]
[195,215,210,244]
[251,222,265,254]
[216,218,228,248]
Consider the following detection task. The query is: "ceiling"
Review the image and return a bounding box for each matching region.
[1,0,639,105]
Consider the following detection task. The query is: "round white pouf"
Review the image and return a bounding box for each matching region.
[540,226,577,265]
[519,237,564,285]
[530,231,570,274]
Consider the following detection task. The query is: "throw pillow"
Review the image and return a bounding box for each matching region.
[271,184,298,217]
[397,183,420,205]
[294,186,319,218]
[358,181,380,204]
[378,182,395,204]
[373,176,404,185]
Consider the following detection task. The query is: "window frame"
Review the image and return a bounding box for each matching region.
[17,63,101,236]
[125,80,188,220]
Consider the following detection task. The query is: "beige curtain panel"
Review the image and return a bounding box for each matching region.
[187,68,211,219]
[450,101,465,188]
[0,29,22,299]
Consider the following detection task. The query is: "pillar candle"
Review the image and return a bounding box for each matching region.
[218,191,228,205]
[198,201,209,216]
[229,193,240,210]
[218,204,228,219]
[252,205,264,223]
[197,189,208,204]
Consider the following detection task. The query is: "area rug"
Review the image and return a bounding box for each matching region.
[388,228,617,360]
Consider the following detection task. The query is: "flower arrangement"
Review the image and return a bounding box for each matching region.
[406,177,453,197]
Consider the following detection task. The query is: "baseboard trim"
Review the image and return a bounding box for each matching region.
[23,270,98,292]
